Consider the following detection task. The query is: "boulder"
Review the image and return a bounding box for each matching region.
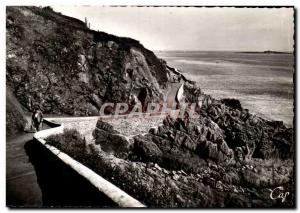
[132,135,163,162]
[221,98,242,111]
[93,119,131,159]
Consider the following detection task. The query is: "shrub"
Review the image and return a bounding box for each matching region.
[46,129,91,164]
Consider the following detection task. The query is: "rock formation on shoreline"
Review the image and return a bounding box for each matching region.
[93,92,293,168]
[90,98,294,207]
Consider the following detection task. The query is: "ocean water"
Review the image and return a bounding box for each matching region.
[156,51,294,127]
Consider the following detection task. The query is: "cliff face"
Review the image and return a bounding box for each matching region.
[6,87,27,138]
[6,6,170,116]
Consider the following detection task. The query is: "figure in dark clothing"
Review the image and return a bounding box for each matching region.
[32,108,43,132]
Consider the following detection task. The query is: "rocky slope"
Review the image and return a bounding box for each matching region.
[90,107,294,207]
[6,6,176,115]
[47,113,294,207]
[90,82,294,207]
[94,85,293,165]
[6,87,28,138]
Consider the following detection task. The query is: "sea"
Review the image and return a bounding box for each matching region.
[155,51,294,127]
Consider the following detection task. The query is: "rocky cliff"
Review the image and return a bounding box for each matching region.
[6,87,27,138]
[6,6,173,116]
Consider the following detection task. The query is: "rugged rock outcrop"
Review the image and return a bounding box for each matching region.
[90,102,294,207]
[130,116,233,173]
[93,88,293,172]
[6,6,173,115]
[198,95,294,160]
[126,90,293,171]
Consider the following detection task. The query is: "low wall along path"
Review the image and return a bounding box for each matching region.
[33,118,146,208]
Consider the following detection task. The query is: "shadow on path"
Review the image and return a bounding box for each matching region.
[6,133,42,207]
[24,139,117,208]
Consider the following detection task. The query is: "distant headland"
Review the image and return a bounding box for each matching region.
[239,50,292,54]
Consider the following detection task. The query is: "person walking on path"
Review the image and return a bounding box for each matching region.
[31,107,43,132]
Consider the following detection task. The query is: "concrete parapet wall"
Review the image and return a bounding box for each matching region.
[33,118,145,208]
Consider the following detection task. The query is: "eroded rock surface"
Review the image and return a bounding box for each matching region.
[130,116,234,172]
[197,94,294,161]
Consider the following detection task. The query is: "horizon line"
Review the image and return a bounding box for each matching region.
[152,49,294,53]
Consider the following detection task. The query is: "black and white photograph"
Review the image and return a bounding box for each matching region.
[6,5,295,208]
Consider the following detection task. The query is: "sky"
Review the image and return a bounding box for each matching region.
[52,6,294,52]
